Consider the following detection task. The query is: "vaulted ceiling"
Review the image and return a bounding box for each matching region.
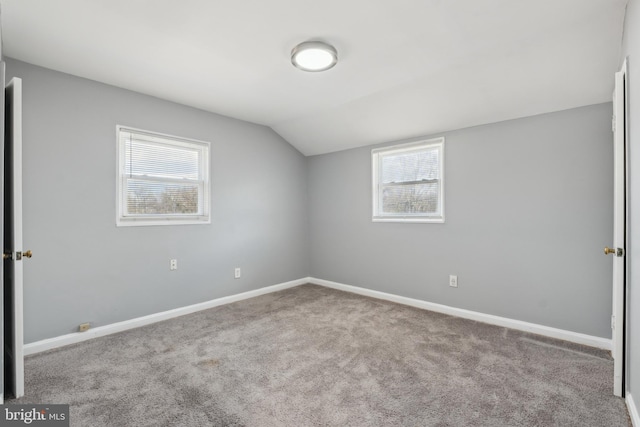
[1,0,628,155]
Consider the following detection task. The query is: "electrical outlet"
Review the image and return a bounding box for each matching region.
[170,259,178,271]
[234,267,241,279]
[78,322,91,332]
[449,275,458,288]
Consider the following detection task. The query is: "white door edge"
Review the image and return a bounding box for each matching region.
[612,59,627,397]
[7,77,24,398]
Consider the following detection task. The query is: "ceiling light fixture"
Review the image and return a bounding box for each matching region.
[291,41,338,72]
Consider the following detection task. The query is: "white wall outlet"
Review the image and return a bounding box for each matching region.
[449,275,458,288]
[234,267,241,279]
[170,259,178,271]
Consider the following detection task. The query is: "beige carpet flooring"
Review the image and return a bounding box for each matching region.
[8,284,631,426]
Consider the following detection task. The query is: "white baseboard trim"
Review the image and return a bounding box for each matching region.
[25,276,611,356]
[628,393,640,427]
[308,277,611,351]
[24,278,308,356]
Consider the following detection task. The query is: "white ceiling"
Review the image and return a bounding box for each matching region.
[1,0,628,155]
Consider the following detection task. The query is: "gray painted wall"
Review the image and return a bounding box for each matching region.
[308,104,613,338]
[6,56,618,350]
[622,0,640,404]
[6,58,310,343]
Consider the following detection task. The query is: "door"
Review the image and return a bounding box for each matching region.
[2,76,24,400]
[607,60,627,397]
[0,60,4,405]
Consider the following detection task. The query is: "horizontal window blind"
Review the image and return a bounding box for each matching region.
[381,148,440,185]
[380,145,440,215]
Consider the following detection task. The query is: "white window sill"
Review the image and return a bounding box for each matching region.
[372,216,445,224]
[116,217,211,227]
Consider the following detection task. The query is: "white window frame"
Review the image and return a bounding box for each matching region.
[116,125,211,227]
[372,137,445,223]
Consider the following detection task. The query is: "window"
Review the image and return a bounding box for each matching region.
[372,138,444,223]
[116,126,210,226]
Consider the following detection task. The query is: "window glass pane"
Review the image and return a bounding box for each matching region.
[372,138,444,222]
[381,182,439,214]
[126,179,200,215]
[381,148,439,184]
[117,127,211,225]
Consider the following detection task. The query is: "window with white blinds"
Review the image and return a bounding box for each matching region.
[372,138,444,223]
[116,126,210,226]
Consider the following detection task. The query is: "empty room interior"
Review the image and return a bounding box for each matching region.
[1,0,640,426]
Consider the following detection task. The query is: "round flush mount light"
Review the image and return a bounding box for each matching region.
[291,41,338,72]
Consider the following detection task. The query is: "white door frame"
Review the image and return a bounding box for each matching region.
[7,77,24,399]
[611,59,627,397]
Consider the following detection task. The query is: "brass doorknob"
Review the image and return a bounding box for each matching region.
[23,250,32,259]
[605,247,625,257]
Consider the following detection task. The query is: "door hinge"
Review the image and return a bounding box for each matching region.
[611,315,615,329]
